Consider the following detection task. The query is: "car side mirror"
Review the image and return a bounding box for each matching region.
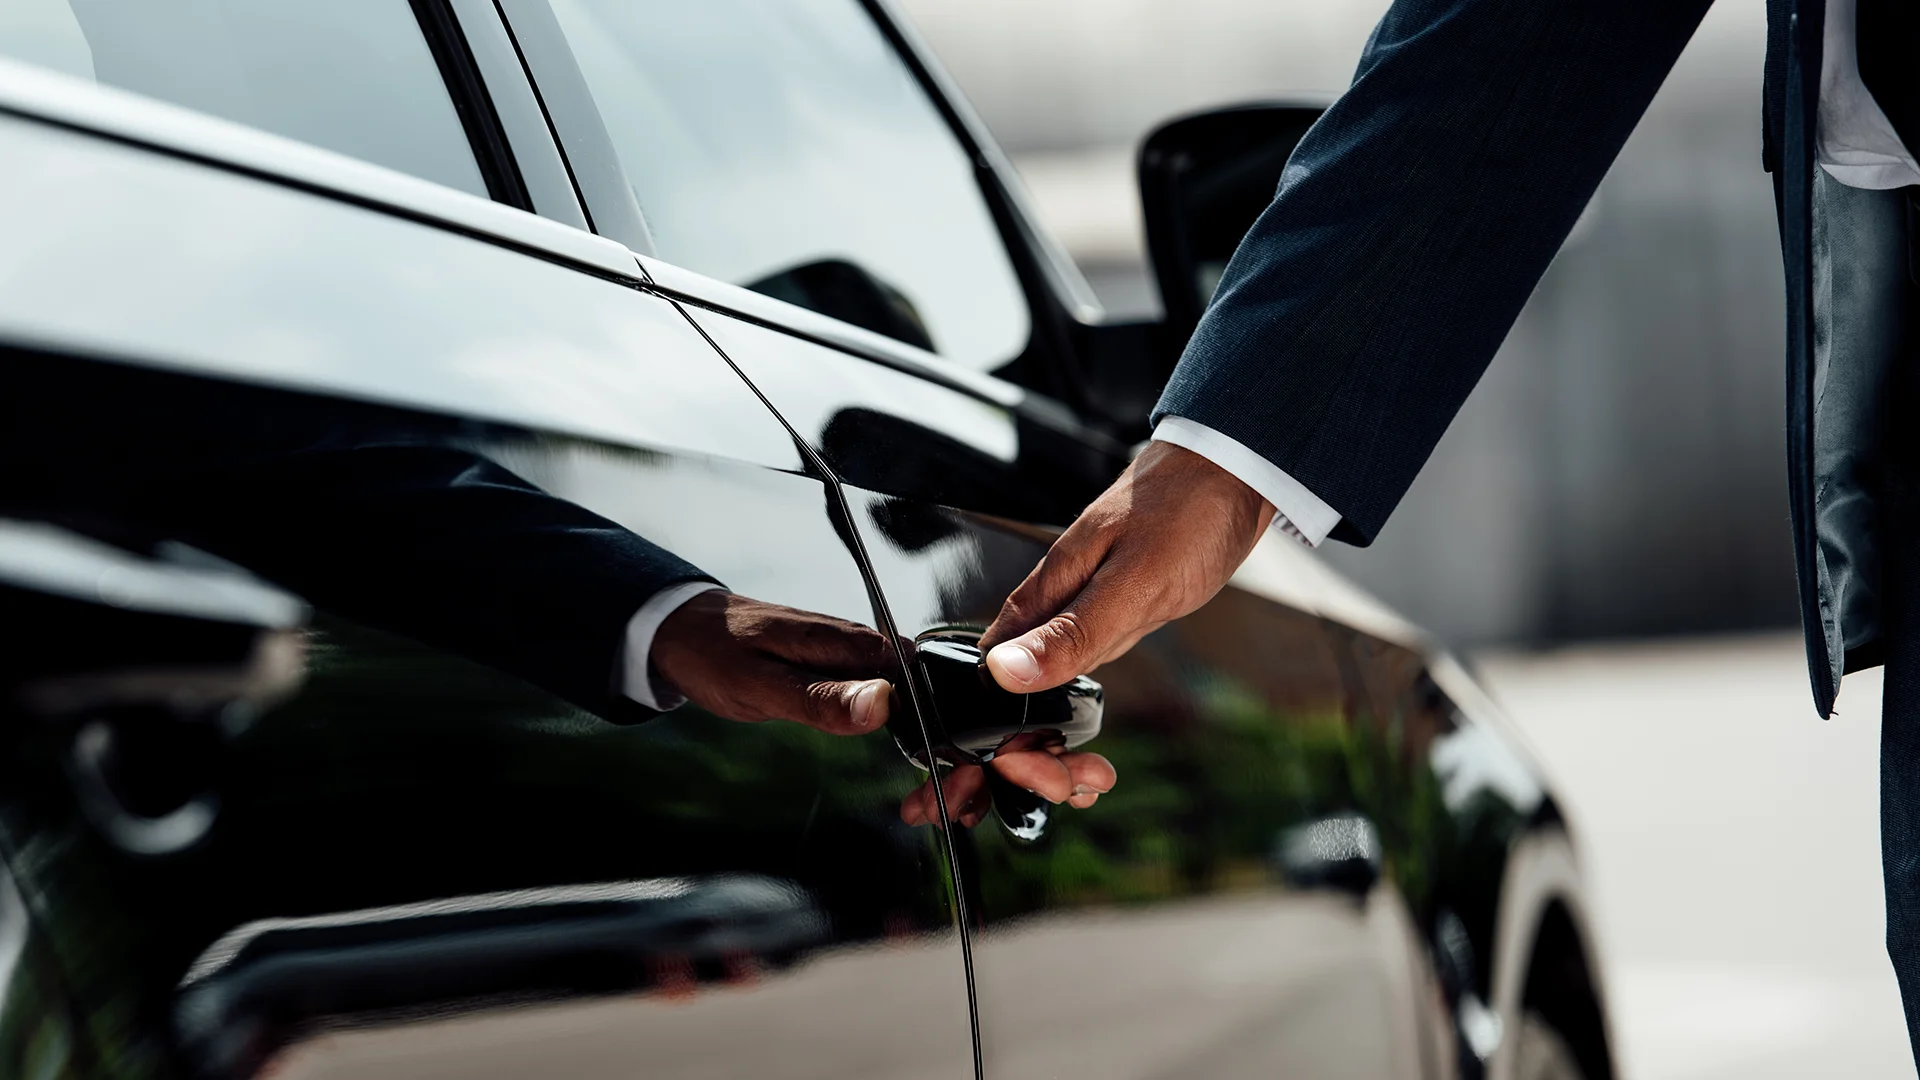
[1077,103,1324,439]
[1139,103,1325,346]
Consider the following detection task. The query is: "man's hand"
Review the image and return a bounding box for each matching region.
[652,591,897,734]
[653,593,1119,828]
[980,442,1274,694]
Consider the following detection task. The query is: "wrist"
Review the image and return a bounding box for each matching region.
[1138,441,1272,535]
[648,588,730,699]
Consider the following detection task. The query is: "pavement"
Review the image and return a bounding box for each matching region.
[1475,635,1914,1080]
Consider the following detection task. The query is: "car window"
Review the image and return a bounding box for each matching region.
[544,0,1031,371]
[0,0,488,198]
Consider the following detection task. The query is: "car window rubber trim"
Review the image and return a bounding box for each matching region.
[409,0,533,211]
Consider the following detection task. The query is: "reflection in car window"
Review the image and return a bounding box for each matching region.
[0,0,488,197]
[545,0,1031,370]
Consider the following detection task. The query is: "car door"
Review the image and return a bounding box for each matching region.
[670,303,1456,1080]
[498,2,1464,1075]
[0,6,976,1079]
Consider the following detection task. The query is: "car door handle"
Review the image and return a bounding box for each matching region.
[905,633,1102,840]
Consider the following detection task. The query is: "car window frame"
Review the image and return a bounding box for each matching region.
[492,0,656,254]
[405,0,530,209]
[854,0,1105,400]
[445,0,588,229]
[0,0,559,219]
[495,0,1108,412]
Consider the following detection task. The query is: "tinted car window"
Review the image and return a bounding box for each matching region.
[0,0,488,197]
[546,0,1031,370]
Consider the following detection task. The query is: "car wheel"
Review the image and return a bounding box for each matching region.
[1511,1010,1586,1080]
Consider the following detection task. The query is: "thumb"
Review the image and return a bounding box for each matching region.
[985,570,1128,693]
[985,616,1095,693]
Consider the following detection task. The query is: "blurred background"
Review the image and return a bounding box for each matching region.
[896,0,1911,1076]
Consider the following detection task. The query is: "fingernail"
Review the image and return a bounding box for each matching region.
[1072,783,1096,796]
[990,643,1041,687]
[850,681,887,729]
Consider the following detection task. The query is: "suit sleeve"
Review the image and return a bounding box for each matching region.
[1151,0,1716,545]
[236,440,718,723]
[264,441,721,718]
[1,360,718,722]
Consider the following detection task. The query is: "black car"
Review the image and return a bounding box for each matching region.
[0,2,1610,1078]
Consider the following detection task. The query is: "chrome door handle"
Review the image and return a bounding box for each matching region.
[901,632,1102,840]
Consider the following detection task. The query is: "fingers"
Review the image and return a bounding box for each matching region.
[801,677,891,734]
[723,657,892,735]
[657,594,903,730]
[981,441,1278,695]
[990,748,1116,805]
[1061,752,1116,808]
[984,563,1142,693]
[987,748,1075,803]
[942,766,992,827]
[979,513,1117,654]
[900,779,937,826]
[900,767,990,828]
[899,750,1117,827]
[979,561,1061,655]
[753,609,898,676]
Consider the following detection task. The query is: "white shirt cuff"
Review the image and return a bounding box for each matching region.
[621,581,727,711]
[1151,416,1342,547]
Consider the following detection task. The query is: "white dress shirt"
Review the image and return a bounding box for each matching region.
[622,579,727,710]
[1155,8,1919,547]
[1151,415,1342,546]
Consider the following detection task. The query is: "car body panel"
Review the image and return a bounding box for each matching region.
[841,488,1449,1079]
[488,0,655,254]
[0,348,978,1080]
[0,86,975,1078]
[0,58,632,278]
[0,846,92,1077]
[0,1,1610,1076]
[0,113,798,475]
[676,306,1112,531]
[675,286,1568,1077]
[640,255,1027,412]
[443,0,589,231]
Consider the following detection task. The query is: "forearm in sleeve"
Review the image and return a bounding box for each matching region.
[1153,0,1715,545]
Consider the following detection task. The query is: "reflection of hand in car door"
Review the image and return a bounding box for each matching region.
[651,594,1117,826]
[649,589,898,735]
[42,360,1102,820]
[898,736,1116,828]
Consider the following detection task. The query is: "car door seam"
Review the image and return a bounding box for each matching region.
[661,296,988,1080]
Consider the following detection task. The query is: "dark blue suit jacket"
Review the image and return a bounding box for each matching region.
[1154,0,1855,712]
